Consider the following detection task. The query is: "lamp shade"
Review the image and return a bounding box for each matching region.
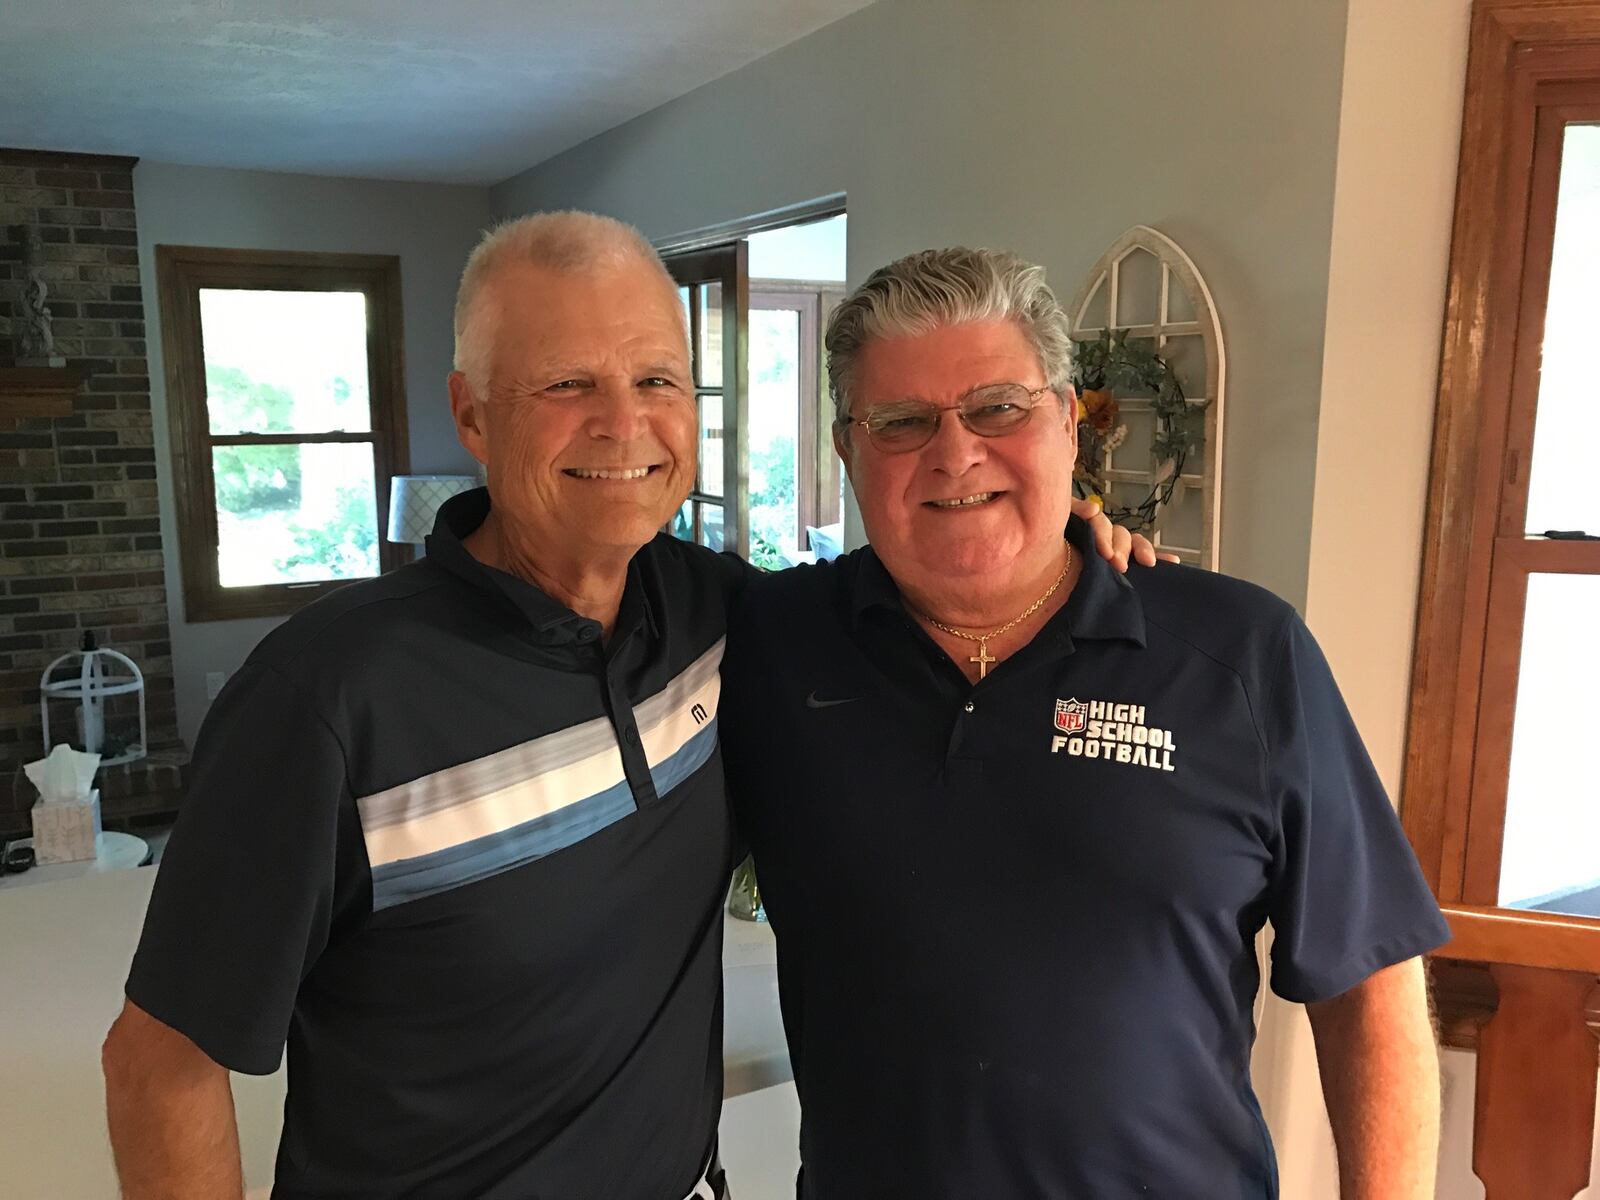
[387,474,477,544]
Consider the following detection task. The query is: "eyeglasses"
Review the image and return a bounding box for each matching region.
[839,383,1058,453]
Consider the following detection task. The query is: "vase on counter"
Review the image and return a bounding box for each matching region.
[728,855,766,922]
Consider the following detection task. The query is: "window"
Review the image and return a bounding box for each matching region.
[1403,0,1600,1101]
[156,246,409,622]
[1406,40,1600,928]
[664,243,745,557]
[661,205,847,568]
[1470,116,1600,919]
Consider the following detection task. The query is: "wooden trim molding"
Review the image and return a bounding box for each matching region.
[0,147,139,169]
[1442,905,1600,974]
[654,195,846,256]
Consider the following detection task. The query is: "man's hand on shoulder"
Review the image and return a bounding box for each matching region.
[1070,497,1178,572]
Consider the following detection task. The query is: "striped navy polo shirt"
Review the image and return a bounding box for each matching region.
[127,488,745,1199]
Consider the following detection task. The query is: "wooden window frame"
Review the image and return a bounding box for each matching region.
[157,246,410,623]
[665,243,748,558]
[1401,0,1600,1048]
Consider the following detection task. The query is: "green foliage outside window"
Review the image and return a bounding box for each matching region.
[273,485,378,578]
[207,365,302,512]
[748,531,789,572]
[748,436,797,565]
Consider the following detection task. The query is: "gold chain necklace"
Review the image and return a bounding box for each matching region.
[916,545,1074,680]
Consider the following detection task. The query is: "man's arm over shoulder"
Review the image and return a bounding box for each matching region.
[103,1000,245,1200]
[640,532,764,627]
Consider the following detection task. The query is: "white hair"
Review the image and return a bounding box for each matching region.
[452,210,680,386]
[824,246,1075,419]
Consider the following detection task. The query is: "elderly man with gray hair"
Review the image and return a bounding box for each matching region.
[104,211,743,1200]
[100,213,1147,1199]
[720,247,1449,1198]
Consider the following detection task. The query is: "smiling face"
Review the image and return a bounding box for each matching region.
[450,255,696,565]
[837,318,1078,610]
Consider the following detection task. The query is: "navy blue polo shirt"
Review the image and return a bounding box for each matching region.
[721,516,1449,1199]
[127,489,744,1199]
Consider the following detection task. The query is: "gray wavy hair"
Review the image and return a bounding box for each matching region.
[825,246,1075,420]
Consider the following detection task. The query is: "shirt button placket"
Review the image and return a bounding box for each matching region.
[606,661,656,804]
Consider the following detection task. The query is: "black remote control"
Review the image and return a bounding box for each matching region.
[2,844,36,874]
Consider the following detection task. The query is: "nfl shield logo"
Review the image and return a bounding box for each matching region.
[1054,698,1087,733]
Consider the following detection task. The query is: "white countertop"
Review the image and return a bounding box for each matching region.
[0,831,151,889]
[0,865,790,1198]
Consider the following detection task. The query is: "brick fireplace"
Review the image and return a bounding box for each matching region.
[0,148,186,838]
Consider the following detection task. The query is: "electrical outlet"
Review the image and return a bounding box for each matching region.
[205,671,227,701]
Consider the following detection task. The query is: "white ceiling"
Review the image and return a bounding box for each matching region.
[2,0,875,185]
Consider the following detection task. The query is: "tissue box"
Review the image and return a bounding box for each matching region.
[31,789,102,865]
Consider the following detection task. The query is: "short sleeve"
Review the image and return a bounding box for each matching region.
[719,548,764,599]
[125,662,357,1074]
[1263,615,1451,1003]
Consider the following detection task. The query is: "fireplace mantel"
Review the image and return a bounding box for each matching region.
[0,365,89,420]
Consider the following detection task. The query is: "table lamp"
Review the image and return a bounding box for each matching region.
[387,474,478,547]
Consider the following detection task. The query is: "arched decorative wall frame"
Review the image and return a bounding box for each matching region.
[1067,225,1226,568]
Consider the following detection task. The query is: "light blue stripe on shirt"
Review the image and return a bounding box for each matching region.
[370,780,637,911]
[651,719,719,799]
[369,717,720,911]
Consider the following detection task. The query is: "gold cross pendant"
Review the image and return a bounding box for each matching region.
[970,640,996,679]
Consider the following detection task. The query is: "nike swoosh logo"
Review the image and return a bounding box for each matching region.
[806,691,860,709]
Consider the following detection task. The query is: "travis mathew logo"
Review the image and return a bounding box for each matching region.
[1049,698,1177,772]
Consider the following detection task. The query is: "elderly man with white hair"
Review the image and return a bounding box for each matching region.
[101,214,1147,1199]
[720,247,1449,1199]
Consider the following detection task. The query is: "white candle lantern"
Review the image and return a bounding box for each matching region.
[40,632,147,767]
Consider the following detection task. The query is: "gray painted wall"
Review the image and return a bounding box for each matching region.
[133,162,492,748]
[492,0,1349,610]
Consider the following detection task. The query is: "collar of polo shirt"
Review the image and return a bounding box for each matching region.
[426,487,662,646]
[849,515,1147,653]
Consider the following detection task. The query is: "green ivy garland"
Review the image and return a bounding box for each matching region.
[1070,328,1208,531]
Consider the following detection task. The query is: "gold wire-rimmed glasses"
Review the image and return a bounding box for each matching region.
[839,383,1058,453]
